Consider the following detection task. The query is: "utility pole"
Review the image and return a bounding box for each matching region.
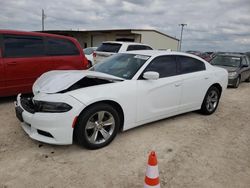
[42,9,46,31]
[178,24,187,51]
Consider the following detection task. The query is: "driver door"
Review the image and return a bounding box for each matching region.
[136,55,182,123]
[241,57,250,81]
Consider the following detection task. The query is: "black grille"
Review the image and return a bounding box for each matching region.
[37,130,53,138]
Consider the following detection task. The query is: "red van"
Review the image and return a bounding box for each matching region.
[0,30,88,97]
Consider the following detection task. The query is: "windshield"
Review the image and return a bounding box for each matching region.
[210,55,241,67]
[90,53,150,79]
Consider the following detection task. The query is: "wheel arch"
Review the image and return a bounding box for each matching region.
[75,100,125,131]
[210,83,222,97]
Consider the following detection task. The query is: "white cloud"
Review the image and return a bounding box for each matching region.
[0,0,249,52]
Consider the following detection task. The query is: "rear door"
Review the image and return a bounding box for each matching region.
[46,37,84,70]
[177,55,210,111]
[240,57,250,81]
[2,34,51,95]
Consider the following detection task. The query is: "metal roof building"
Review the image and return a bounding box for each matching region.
[41,29,179,50]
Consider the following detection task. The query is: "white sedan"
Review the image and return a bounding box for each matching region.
[15,50,228,149]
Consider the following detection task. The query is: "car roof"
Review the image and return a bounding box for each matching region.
[0,29,76,40]
[102,41,150,46]
[216,53,246,58]
[123,50,207,60]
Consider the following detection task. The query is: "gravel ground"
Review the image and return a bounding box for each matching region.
[0,83,249,188]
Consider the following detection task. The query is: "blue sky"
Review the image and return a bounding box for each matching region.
[0,0,249,52]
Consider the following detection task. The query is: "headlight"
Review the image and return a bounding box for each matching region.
[34,101,72,113]
[228,72,237,77]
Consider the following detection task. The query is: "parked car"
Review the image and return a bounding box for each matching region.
[210,53,250,88]
[15,50,228,149]
[186,51,211,62]
[0,30,88,97]
[205,52,216,62]
[246,52,250,61]
[94,41,153,64]
[83,47,97,67]
[186,50,202,56]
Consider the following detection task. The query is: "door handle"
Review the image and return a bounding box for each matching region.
[175,83,182,87]
[204,77,209,80]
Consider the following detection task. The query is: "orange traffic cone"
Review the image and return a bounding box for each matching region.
[144,151,160,188]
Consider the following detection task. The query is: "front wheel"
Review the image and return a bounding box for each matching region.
[233,76,240,88]
[200,86,220,115]
[74,103,120,149]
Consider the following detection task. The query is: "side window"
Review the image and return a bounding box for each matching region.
[127,45,152,51]
[241,57,248,66]
[144,46,153,50]
[46,38,79,56]
[178,56,205,74]
[143,56,177,78]
[127,45,139,51]
[246,57,250,65]
[3,35,44,58]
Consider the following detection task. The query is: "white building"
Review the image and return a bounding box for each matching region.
[43,29,179,50]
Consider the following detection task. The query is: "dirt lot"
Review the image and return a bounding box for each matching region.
[0,83,250,188]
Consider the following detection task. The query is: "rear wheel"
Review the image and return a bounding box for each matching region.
[75,103,120,149]
[246,76,250,82]
[200,86,220,115]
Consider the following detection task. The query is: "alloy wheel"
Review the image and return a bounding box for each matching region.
[85,111,115,144]
[206,90,218,112]
[235,77,240,88]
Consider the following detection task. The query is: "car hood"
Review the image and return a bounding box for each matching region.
[33,70,124,94]
[213,65,239,72]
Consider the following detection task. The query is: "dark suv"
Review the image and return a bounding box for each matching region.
[210,53,250,88]
[0,30,88,97]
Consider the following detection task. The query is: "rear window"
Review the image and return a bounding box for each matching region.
[46,38,79,56]
[96,43,122,53]
[3,35,44,58]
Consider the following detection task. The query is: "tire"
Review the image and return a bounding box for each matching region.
[200,86,220,115]
[87,61,92,68]
[233,76,240,88]
[74,103,120,149]
[246,76,250,82]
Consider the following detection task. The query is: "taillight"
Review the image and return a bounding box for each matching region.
[93,52,96,58]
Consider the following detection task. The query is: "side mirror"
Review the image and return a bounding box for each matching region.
[242,64,248,68]
[143,71,159,80]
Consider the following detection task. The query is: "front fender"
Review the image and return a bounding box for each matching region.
[68,81,137,130]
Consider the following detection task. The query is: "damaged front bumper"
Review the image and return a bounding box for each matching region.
[15,94,85,145]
